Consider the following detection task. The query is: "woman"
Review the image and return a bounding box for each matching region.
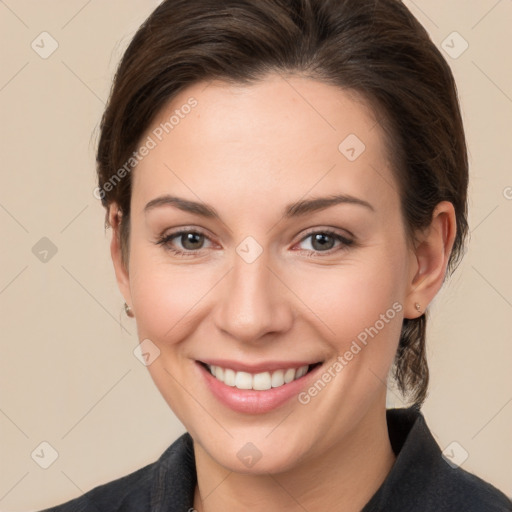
[40,0,511,510]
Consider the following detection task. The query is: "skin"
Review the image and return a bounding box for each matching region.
[109,74,456,511]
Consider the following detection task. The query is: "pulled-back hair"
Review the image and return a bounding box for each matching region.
[96,0,469,406]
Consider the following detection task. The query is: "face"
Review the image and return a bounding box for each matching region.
[116,74,418,473]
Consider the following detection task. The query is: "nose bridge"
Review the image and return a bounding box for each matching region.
[214,247,292,343]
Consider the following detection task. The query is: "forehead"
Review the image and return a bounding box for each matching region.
[132,74,398,214]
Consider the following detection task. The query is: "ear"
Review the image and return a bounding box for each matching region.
[404,201,457,319]
[108,204,132,310]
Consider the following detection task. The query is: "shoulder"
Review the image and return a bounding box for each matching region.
[365,407,512,512]
[37,463,155,512]
[36,433,196,512]
[411,410,511,511]
[429,461,512,511]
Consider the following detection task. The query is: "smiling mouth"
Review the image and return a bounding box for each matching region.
[200,362,322,391]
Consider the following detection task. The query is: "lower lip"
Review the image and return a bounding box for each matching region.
[197,362,322,414]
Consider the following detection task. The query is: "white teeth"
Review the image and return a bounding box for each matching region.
[207,364,310,390]
[224,368,236,387]
[214,366,224,381]
[235,371,253,390]
[271,369,285,388]
[296,366,308,378]
[253,372,272,391]
[284,368,296,383]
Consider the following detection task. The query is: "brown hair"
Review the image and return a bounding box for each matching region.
[96,0,468,406]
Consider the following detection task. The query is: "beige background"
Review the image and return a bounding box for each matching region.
[1,1,511,510]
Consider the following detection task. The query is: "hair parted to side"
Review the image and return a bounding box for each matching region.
[96,0,469,407]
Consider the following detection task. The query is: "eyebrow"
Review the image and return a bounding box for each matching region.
[144,193,375,219]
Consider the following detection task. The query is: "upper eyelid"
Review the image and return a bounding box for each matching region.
[298,226,354,241]
[159,227,353,250]
[293,230,354,252]
[159,228,214,247]
[159,226,212,240]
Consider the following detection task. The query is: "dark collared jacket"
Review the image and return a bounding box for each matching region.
[39,407,512,511]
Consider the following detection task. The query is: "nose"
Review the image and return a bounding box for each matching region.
[213,252,294,344]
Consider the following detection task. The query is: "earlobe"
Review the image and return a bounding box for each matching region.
[108,204,132,311]
[404,201,457,319]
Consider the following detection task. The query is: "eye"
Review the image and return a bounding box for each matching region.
[156,229,213,255]
[155,227,354,257]
[295,229,354,254]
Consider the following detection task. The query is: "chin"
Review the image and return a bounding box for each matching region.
[200,437,310,476]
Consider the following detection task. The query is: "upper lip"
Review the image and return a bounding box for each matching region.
[198,359,322,373]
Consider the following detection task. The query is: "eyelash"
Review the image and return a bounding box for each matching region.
[297,228,355,256]
[156,228,213,257]
[155,228,355,257]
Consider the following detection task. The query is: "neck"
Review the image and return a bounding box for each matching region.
[193,401,395,511]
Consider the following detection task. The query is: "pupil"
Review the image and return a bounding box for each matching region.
[312,233,334,251]
[182,233,203,250]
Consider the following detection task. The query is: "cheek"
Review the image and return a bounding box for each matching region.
[129,254,216,343]
[297,252,406,340]
[126,229,206,339]
[291,243,408,389]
